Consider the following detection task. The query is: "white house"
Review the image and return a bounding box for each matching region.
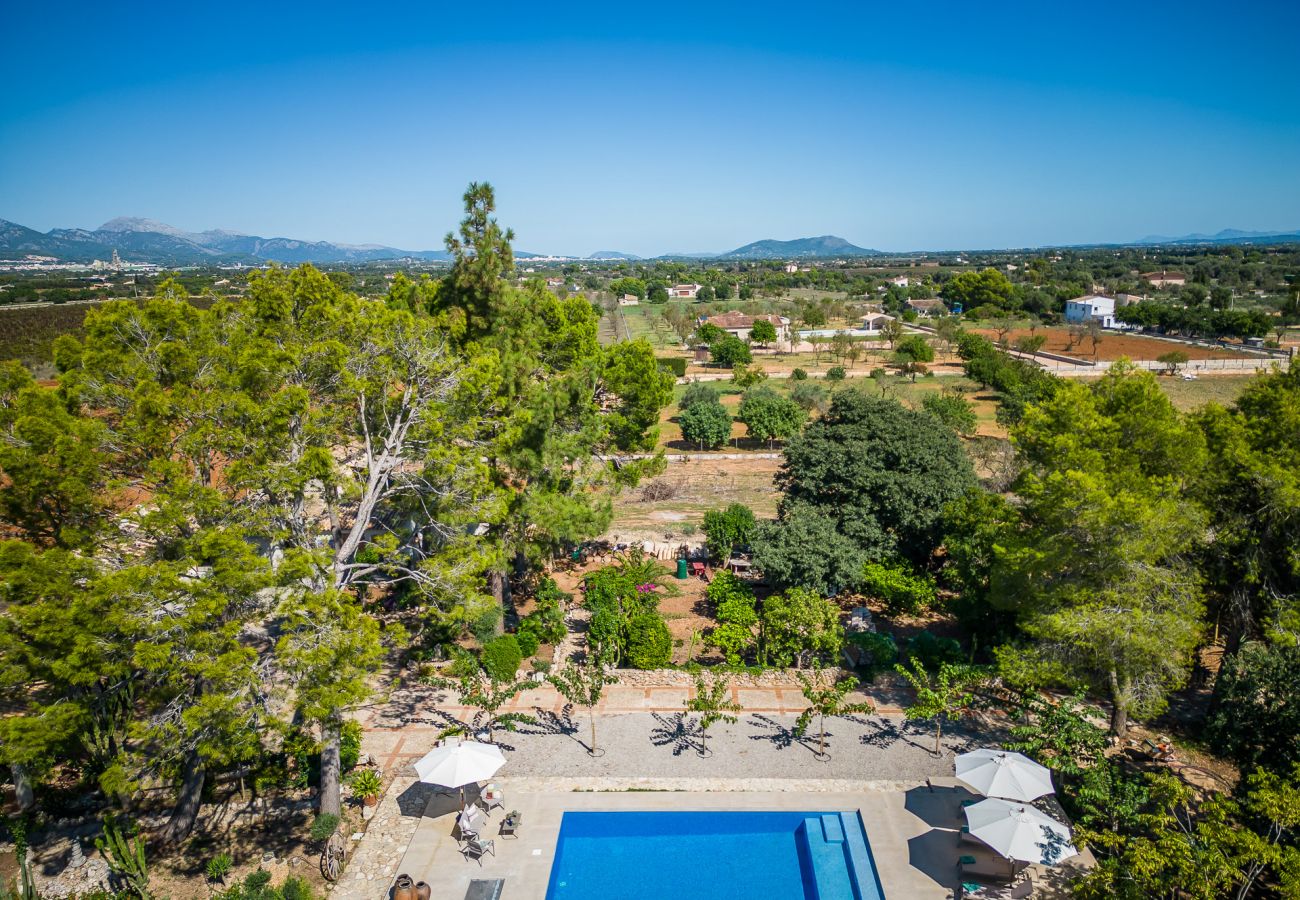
[889,275,911,288]
[1064,294,1117,328]
[861,313,895,331]
[783,263,799,274]
[668,283,703,299]
[906,298,948,318]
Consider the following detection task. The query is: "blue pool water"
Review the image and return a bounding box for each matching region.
[543,810,886,900]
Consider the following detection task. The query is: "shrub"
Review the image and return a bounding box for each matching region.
[470,607,500,644]
[848,631,898,675]
[904,631,963,670]
[826,366,846,382]
[658,356,687,377]
[480,634,523,682]
[340,719,362,772]
[587,607,626,666]
[309,813,339,843]
[709,622,757,665]
[679,380,722,412]
[348,768,383,800]
[922,390,978,436]
[791,367,808,381]
[625,612,673,668]
[702,504,756,561]
[860,562,938,616]
[790,380,828,413]
[515,629,540,658]
[519,578,569,646]
[206,853,233,883]
[281,876,317,900]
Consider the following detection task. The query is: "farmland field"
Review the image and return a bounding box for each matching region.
[972,325,1255,361]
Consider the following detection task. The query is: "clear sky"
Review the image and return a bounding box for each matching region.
[2,0,1298,255]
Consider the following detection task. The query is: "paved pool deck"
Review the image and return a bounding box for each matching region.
[392,780,961,900]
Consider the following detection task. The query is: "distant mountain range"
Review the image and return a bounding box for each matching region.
[0,217,456,265]
[1132,227,1300,246]
[4,216,1298,265]
[718,235,882,259]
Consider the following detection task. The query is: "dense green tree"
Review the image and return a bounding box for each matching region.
[993,363,1208,735]
[892,334,934,381]
[277,589,387,818]
[1193,362,1300,648]
[0,363,115,549]
[759,586,844,667]
[940,268,1015,310]
[921,389,977,435]
[678,399,732,449]
[701,503,756,561]
[737,385,806,448]
[749,318,778,346]
[710,334,752,368]
[751,501,866,595]
[760,390,975,568]
[602,340,675,451]
[1205,642,1300,775]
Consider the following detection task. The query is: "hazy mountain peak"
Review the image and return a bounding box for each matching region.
[98,217,196,239]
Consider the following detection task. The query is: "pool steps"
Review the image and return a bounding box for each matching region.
[796,812,885,900]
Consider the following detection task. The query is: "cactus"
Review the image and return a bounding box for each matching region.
[96,816,152,899]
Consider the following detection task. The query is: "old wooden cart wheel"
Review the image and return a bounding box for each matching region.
[321,830,347,881]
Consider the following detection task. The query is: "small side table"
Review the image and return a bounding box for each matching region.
[499,811,522,838]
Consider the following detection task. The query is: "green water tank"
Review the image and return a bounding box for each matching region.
[676,557,689,579]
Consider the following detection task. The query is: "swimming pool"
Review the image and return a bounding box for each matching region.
[543,810,885,900]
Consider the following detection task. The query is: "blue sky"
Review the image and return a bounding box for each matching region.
[2,1,1298,255]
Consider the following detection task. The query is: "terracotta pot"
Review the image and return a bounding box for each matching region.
[394,874,416,900]
[364,795,378,807]
[416,882,432,900]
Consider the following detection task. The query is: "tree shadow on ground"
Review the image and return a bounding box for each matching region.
[368,684,455,729]
[511,705,580,741]
[746,714,823,756]
[649,712,701,756]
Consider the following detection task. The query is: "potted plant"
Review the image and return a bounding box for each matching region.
[350,769,383,807]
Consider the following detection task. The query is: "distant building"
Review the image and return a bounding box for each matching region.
[1064,294,1117,328]
[905,298,948,318]
[705,312,791,342]
[861,313,895,331]
[783,263,799,274]
[546,277,565,288]
[1117,293,1147,307]
[889,275,911,288]
[618,294,640,306]
[669,283,703,299]
[1141,270,1187,288]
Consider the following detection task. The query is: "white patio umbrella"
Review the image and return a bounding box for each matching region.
[964,797,1079,867]
[956,749,1056,801]
[413,740,506,808]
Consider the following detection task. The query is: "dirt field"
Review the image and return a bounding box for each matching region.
[606,457,781,545]
[974,326,1254,361]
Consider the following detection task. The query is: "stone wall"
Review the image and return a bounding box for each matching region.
[610,667,851,688]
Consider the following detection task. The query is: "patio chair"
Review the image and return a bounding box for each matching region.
[481,785,505,813]
[462,836,496,866]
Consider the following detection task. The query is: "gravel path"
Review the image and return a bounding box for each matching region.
[417,711,991,782]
